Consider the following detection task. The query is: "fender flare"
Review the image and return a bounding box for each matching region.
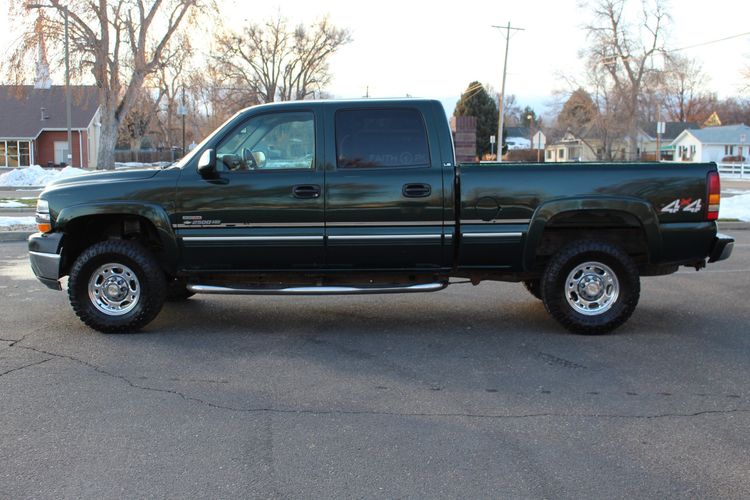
[522,196,661,271]
[56,201,179,274]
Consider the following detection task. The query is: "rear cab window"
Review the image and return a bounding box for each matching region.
[335,108,430,169]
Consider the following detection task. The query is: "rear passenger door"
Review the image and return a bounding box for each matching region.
[324,105,446,270]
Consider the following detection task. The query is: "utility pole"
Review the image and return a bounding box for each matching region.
[64,6,72,167]
[492,22,524,162]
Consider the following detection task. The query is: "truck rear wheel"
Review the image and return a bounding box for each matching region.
[541,241,640,335]
[68,240,166,333]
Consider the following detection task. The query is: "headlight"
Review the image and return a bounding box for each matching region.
[35,198,51,233]
[36,199,49,214]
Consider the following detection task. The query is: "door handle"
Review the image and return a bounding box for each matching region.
[402,183,431,198]
[292,184,321,199]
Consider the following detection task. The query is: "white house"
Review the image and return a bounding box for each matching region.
[670,124,750,163]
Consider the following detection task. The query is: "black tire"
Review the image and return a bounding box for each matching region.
[68,240,166,333]
[166,279,195,302]
[522,280,543,300]
[541,240,640,335]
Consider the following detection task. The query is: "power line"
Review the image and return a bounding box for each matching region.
[669,31,750,52]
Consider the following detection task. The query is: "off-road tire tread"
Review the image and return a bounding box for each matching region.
[541,240,640,335]
[68,240,166,333]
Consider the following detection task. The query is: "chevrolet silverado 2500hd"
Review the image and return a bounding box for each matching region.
[28,99,734,334]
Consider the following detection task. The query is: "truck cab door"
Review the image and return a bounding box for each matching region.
[173,110,325,271]
[323,105,447,271]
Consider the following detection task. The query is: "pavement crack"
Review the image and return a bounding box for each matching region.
[0,357,52,378]
[9,344,750,422]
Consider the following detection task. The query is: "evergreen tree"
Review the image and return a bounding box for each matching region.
[558,88,597,134]
[454,81,499,158]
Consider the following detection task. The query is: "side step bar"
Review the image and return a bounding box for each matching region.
[187,282,448,296]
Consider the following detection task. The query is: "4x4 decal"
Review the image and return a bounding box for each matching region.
[660,198,703,214]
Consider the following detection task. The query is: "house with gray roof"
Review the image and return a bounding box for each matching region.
[670,124,750,163]
[0,85,100,169]
[637,121,700,161]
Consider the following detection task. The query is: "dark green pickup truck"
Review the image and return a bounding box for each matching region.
[29,99,733,334]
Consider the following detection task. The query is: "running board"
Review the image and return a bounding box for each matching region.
[187,282,448,296]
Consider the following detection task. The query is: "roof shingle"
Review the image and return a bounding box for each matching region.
[0,85,99,139]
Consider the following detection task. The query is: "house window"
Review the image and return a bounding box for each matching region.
[19,141,30,166]
[0,140,32,167]
[724,145,735,156]
[546,149,552,160]
[6,141,18,167]
[558,148,565,159]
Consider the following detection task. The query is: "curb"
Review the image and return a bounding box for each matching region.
[717,222,750,231]
[0,208,35,213]
[0,231,34,242]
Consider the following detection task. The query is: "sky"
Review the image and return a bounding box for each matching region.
[1,0,748,118]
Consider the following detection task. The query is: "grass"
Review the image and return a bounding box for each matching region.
[0,198,37,208]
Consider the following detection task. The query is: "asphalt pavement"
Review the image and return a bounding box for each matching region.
[1,233,749,499]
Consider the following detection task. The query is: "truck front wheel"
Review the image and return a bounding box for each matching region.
[541,241,640,335]
[67,240,166,333]
[522,280,542,300]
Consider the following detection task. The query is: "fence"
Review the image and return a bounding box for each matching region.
[717,163,749,179]
[114,149,185,164]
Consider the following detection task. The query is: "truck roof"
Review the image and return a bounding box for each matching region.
[236,98,444,115]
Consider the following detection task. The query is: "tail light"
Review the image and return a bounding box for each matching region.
[706,171,720,221]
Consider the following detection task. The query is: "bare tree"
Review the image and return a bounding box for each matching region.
[119,89,160,161]
[582,0,669,159]
[660,55,715,123]
[5,0,207,169]
[151,35,195,149]
[714,97,750,126]
[214,15,351,103]
[586,60,629,160]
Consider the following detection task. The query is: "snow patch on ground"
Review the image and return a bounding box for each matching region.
[0,200,26,208]
[0,216,35,230]
[720,193,750,221]
[0,165,88,187]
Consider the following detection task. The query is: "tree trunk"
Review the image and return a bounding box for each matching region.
[97,109,119,170]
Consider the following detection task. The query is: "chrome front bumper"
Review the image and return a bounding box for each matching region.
[28,232,63,290]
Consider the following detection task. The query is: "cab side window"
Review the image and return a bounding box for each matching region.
[216,112,315,172]
[335,108,430,169]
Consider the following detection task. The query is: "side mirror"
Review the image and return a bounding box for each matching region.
[197,149,217,177]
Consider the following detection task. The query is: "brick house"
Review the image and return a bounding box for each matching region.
[0,85,100,169]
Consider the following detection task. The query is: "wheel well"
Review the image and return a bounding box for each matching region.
[60,214,165,276]
[532,210,649,271]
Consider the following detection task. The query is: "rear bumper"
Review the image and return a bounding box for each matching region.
[28,232,64,290]
[708,233,734,263]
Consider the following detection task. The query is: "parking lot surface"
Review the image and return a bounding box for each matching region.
[1,231,749,498]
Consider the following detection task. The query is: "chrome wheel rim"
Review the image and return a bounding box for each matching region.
[87,263,140,316]
[564,261,619,316]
